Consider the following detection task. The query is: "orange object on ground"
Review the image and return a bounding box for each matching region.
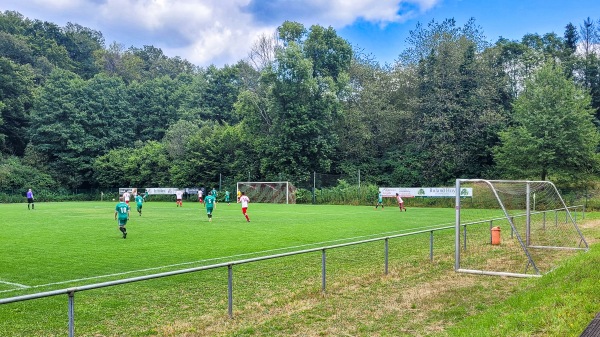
[491,226,501,245]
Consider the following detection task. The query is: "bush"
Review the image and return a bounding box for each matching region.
[0,156,59,193]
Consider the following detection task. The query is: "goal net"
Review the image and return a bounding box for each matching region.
[236,181,296,204]
[455,179,588,277]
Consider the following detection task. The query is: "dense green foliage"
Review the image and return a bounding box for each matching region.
[2,10,600,195]
[495,63,600,183]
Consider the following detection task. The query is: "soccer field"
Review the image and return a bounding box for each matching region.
[1,201,455,295]
[1,201,461,336]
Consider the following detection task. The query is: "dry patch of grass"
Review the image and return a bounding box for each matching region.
[141,219,600,336]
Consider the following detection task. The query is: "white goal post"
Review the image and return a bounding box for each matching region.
[236,181,296,204]
[455,179,588,278]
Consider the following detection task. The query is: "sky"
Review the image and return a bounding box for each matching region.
[2,0,600,67]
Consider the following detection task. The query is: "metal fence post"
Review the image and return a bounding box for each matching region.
[462,224,467,251]
[543,212,546,230]
[228,265,233,318]
[321,249,326,293]
[429,231,434,261]
[68,290,75,337]
[384,238,389,275]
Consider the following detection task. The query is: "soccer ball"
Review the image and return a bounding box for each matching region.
[112,198,115,201]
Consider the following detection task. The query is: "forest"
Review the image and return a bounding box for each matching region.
[1,10,600,197]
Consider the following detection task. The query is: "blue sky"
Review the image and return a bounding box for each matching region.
[1,0,599,67]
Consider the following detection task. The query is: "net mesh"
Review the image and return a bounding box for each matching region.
[237,182,297,204]
[456,180,587,276]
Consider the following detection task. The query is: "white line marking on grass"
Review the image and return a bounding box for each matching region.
[0,280,29,288]
[0,223,453,294]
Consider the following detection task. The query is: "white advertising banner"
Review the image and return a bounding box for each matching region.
[379,187,472,198]
[146,188,179,195]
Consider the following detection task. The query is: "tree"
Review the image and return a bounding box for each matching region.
[162,119,200,160]
[94,141,171,188]
[127,76,181,141]
[402,19,509,185]
[580,17,598,57]
[94,42,145,83]
[29,70,131,187]
[336,52,411,185]
[494,63,600,182]
[564,23,578,54]
[399,18,489,66]
[248,31,281,71]
[242,22,351,180]
[0,31,36,65]
[62,22,104,79]
[201,64,246,124]
[0,57,35,155]
[580,53,600,120]
[0,155,58,191]
[563,23,579,78]
[28,68,84,187]
[129,45,197,80]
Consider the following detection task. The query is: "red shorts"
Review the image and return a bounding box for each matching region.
[242,207,248,215]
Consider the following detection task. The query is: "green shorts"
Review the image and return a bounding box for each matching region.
[117,218,128,226]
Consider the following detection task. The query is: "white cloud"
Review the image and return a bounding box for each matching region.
[311,0,436,26]
[1,0,441,67]
[96,0,256,65]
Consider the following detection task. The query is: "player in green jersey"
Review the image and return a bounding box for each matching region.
[225,190,230,205]
[135,193,144,216]
[204,193,216,222]
[114,196,130,238]
[375,191,384,209]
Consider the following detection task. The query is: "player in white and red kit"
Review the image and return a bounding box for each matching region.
[175,190,184,207]
[123,191,131,205]
[396,193,406,212]
[240,191,250,222]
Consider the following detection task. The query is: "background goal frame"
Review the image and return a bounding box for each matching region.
[236,181,296,204]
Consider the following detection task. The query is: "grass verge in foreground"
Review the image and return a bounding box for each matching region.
[446,239,600,336]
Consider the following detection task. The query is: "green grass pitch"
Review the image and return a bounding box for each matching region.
[1,200,456,294]
[0,200,459,336]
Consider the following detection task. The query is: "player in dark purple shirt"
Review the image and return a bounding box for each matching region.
[26,188,34,210]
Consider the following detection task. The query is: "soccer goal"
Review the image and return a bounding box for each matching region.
[236,181,296,204]
[455,179,588,278]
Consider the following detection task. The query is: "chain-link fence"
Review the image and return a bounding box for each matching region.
[3,177,598,208]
